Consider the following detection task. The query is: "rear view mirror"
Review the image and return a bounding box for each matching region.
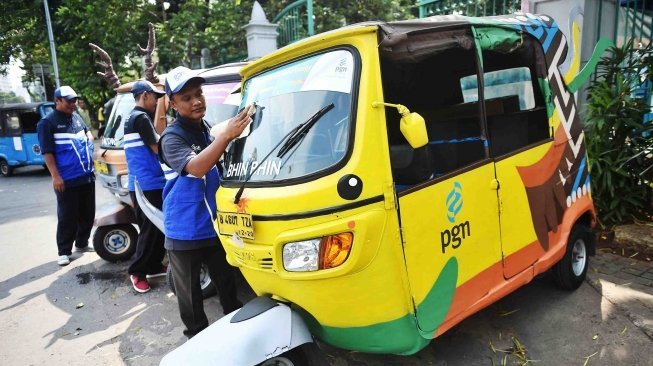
[373,102,428,148]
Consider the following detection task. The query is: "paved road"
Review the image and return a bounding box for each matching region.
[1,166,652,365]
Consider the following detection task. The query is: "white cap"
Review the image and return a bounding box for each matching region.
[54,86,79,100]
[165,66,205,97]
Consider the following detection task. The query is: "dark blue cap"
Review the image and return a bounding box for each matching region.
[131,80,165,98]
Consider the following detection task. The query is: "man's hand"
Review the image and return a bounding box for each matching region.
[52,175,65,192]
[223,105,253,140]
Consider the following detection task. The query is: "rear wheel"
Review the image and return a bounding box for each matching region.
[93,224,138,262]
[553,225,590,290]
[166,262,217,299]
[0,159,13,177]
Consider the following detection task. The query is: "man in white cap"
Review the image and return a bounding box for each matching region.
[124,80,168,293]
[37,86,96,266]
[160,66,252,338]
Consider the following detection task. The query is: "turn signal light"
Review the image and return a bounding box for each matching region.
[319,232,353,269]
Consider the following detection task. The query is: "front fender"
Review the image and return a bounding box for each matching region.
[93,201,135,227]
[160,297,313,366]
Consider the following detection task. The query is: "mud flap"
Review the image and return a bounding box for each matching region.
[160,297,313,366]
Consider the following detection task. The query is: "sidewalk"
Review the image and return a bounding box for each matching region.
[587,251,653,339]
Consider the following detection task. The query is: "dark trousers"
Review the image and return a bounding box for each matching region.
[168,242,241,338]
[128,190,166,279]
[55,182,95,256]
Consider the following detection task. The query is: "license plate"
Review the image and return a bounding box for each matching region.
[94,160,109,174]
[217,212,254,240]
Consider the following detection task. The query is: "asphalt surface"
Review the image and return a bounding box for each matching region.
[0,165,652,366]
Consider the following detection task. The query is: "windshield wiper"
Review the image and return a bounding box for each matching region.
[277,103,334,159]
[233,103,335,204]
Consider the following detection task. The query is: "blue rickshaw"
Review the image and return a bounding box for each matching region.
[0,102,54,176]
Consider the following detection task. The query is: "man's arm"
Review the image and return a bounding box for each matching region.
[44,153,65,192]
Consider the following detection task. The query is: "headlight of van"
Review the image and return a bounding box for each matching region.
[282,233,353,272]
[119,174,129,189]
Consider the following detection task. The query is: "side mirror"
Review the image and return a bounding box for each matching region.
[373,102,428,148]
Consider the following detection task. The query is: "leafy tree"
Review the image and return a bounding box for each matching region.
[585,40,653,226]
[1,0,418,111]
[0,91,26,104]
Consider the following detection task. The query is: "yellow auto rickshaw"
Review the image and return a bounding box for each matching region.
[162,11,599,366]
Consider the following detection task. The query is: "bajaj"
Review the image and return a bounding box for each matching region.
[162,12,598,365]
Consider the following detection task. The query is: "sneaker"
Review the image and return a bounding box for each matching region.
[57,255,70,266]
[146,265,168,279]
[74,246,94,253]
[130,275,150,293]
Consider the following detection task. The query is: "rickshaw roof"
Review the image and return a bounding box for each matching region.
[0,101,54,111]
[242,13,559,77]
[362,13,558,36]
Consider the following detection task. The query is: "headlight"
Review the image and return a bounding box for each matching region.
[282,233,353,272]
[119,174,129,189]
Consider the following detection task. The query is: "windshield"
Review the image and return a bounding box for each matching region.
[222,49,356,183]
[203,81,240,127]
[101,93,135,148]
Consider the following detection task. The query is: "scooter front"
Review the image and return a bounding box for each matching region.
[160,297,315,366]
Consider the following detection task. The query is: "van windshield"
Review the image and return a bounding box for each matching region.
[101,93,135,148]
[222,49,356,183]
[203,81,240,127]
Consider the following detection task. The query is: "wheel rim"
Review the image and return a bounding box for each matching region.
[571,238,587,276]
[0,163,8,175]
[260,357,296,366]
[103,229,131,254]
[199,264,211,290]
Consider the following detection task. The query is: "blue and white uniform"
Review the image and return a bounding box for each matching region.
[124,105,167,279]
[37,108,95,257]
[160,117,220,248]
[124,107,166,191]
[37,109,94,186]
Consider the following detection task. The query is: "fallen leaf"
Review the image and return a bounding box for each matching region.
[620,326,628,335]
[76,302,84,309]
[592,334,598,340]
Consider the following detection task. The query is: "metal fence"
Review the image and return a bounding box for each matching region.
[272,0,315,48]
[417,0,521,17]
[609,0,652,46]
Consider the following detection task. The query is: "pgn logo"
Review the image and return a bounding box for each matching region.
[441,181,471,254]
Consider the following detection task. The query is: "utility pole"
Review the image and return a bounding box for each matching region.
[43,0,60,88]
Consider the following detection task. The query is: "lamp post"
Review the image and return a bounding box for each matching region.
[42,0,60,88]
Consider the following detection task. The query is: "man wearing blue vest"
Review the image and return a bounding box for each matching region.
[124,80,168,293]
[37,86,96,266]
[160,66,252,338]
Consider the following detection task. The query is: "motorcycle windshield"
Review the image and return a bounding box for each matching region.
[222,49,356,184]
[101,93,135,148]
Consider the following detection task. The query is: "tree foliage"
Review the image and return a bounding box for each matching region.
[585,40,653,227]
[1,0,417,111]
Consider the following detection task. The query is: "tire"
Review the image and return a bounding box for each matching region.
[92,224,138,262]
[552,225,590,290]
[0,159,13,177]
[258,343,323,366]
[166,262,217,299]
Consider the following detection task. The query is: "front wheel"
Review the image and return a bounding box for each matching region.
[166,263,217,299]
[93,224,138,262]
[0,159,13,177]
[552,225,590,290]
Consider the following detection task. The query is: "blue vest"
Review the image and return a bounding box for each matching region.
[40,111,94,182]
[124,110,166,191]
[161,121,220,241]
